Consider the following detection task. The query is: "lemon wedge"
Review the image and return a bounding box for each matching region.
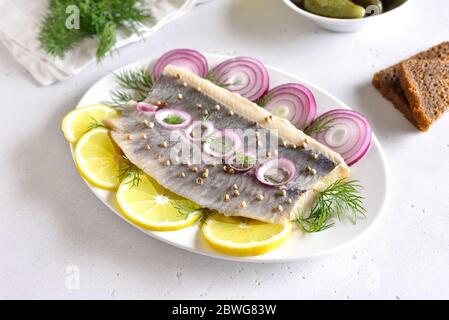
[202,213,292,256]
[117,174,202,231]
[62,104,119,143]
[74,128,123,190]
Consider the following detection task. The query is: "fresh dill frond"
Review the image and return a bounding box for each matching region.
[304,115,334,136]
[39,0,85,58]
[114,68,153,98]
[111,90,133,107]
[109,67,154,107]
[96,21,117,61]
[296,179,366,233]
[39,0,152,61]
[118,156,143,189]
[172,201,204,220]
[255,93,273,107]
[206,71,230,88]
[85,116,106,132]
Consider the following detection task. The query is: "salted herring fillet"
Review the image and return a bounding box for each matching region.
[107,65,350,223]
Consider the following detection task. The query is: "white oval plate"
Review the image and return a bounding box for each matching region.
[74,54,388,263]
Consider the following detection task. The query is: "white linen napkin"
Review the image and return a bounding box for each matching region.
[0,0,209,85]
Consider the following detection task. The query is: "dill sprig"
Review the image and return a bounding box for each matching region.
[296,179,366,233]
[109,67,154,107]
[114,68,153,98]
[172,200,204,220]
[39,0,152,61]
[304,115,334,136]
[118,156,143,189]
[255,93,273,107]
[86,116,106,132]
[39,0,85,58]
[206,71,230,88]
[111,90,133,107]
[118,163,205,217]
[235,152,257,167]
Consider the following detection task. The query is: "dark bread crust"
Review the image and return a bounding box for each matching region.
[372,42,449,131]
[372,68,420,129]
[398,59,449,131]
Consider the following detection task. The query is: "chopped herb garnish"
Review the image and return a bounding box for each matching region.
[163,114,185,125]
[235,153,257,168]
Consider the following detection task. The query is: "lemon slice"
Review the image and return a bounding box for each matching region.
[62,104,119,143]
[202,213,292,256]
[74,128,123,190]
[117,174,202,231]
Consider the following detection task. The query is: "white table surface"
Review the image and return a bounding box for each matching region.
[1,0,448,300]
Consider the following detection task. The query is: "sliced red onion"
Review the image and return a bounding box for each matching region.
[256,158,296,187]
[228,152,257,172]
[261,83,317,129]
[185,121,215,142]
[153,49,208,81]
[155,109,192,129]
[210,57,269,101]
[203,129,242,159]
[136,102,158,113]
[312,109,372,166]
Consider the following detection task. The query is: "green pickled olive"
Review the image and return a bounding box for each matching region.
[303,0,366,19]
[352,0,383,15]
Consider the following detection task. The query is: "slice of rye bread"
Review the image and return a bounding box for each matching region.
[398,59,449,131]
[372,42,449,131]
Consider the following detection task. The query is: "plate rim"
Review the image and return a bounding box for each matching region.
[72,53,389,263]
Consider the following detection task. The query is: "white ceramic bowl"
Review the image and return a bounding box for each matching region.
[282,0,411,33]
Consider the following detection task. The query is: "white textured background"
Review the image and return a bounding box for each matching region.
[1,0,448,299]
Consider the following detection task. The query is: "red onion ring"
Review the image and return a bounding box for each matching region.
[262,83,317,129]
[153,49,208,81]
[210,57,269,101]
[136,102,158,113]
[256,158,296,187]
[203,129,242,159]
[313,109,372,166]
[155,109,192,129]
